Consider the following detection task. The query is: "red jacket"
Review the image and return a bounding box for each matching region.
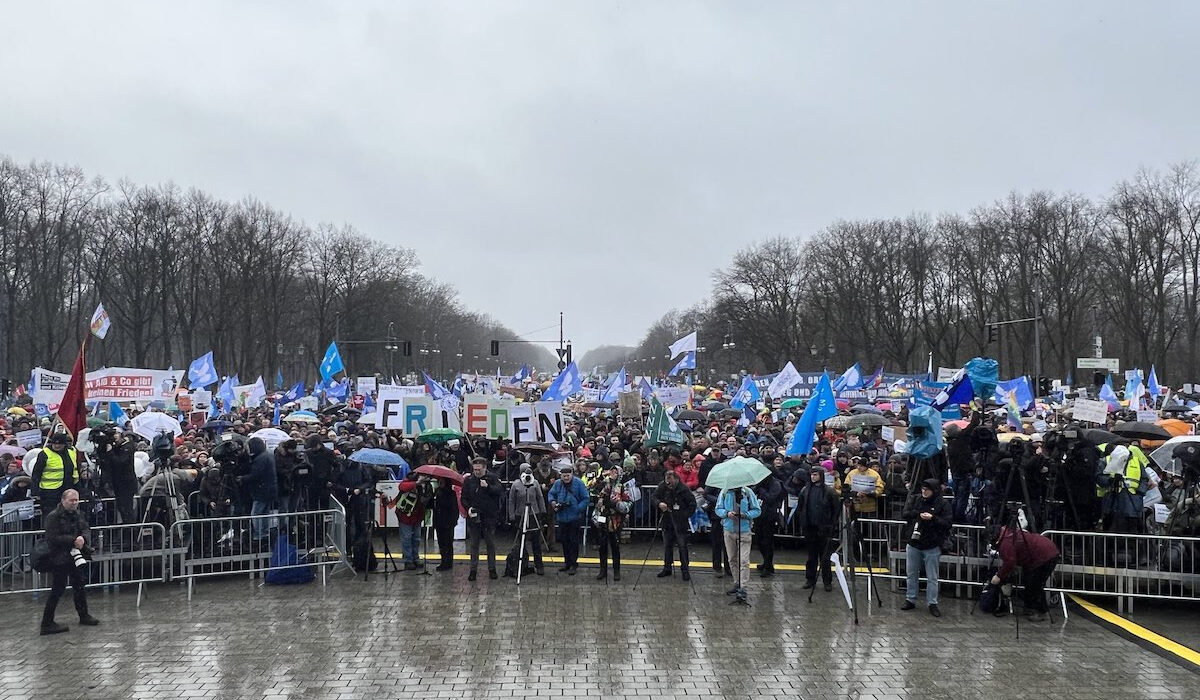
[996,527,1059,580]
[392,479,428,527]
[674,463,700,490]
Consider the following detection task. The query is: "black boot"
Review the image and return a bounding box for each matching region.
[595,569,607,581]
[40,622,69,635]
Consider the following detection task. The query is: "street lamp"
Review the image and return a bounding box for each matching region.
[384,322,399,379]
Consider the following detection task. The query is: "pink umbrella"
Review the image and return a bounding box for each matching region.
[0,444,28,458]
[835,399,851,410]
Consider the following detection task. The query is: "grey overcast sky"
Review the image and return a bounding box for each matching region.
[2,2,1198,355]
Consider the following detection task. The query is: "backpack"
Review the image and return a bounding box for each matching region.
[978,580,1009,616]
[265,534,315,585]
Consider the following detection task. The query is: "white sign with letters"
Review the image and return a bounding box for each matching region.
[1072,398,1109,425]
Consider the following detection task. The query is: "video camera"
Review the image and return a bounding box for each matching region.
[1171,442,1200,479]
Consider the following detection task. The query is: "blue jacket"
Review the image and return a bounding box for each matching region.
[547,476,590,525]
[715,487,761,534]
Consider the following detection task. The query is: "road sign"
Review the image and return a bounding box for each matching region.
[1076,357,1119,372]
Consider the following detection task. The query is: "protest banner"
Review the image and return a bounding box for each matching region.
[1072,398,1108,425]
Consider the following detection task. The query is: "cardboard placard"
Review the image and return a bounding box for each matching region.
[1072,398,1109,425]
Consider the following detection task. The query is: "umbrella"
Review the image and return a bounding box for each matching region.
[1159,403,1190,414]
[703,401,729,411]
[415,463,464,484]
[86,416,109,428]
[717,408,742,418]
[850,404,882,414]
[691,385,708,392]
[203,419,234,431]
[582,401,616,409]
[780,398,805,410]
[823,415,855,430]
[1149,436,1200,472]
[320,403,347,415]
[416,427,464,444]
[1082,428,1121,446]
[1157,419,1193,438]
[130,412,183,441]
[0,444,28,458]
[943,419,970,430]
[282,410,320,424]
[996,432,1030,443]
[1112,421,1171,441]
[675,409,707,422]
[516,442,558,455]
[704,456,770,490]
[250,427,291,450]
[848,414,890,428]
[6,406,28,416]
[349,447,408,466]
[356,412,378,425]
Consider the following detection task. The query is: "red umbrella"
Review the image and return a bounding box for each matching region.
[414,464,465,484]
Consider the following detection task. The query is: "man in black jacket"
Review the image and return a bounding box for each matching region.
[97,430,138,527]
[796,466,839,591]
[432,477,461,571]
[40,489,99,634]
[461,457,503,580]
[241,438,277,541]
[304,435,339,511]
[901,478,953,617]
[753,471,784,577]
[651,471,695,580]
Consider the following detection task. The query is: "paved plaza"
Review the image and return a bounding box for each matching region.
[1,551,1196,700]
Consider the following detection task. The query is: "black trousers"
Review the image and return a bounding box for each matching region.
[756,515,778,568]
[559,519,582,567]
[804,526,832,584]
[708,512,728,571]
[43,566,88,625]
[435,524,455,566]
[1022,556,1059,613]
[467,521,497,572]
[596,528,620,572]
[662,521,689,571]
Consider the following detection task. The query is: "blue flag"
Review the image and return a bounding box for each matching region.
[668,351,695,376]
[1099,382,1121,411]
[187,351,219,388]
[319,342,344,381]
[327,378,349,402]
[423,372,451,400]
[832,363,864,393]
[931,371,974,410]
[993,377,1034,411]
[281,381,304,404]
[507,364,530,385]
[209,400,219,420]
[364,393,376,411]
[786,373,837,456]
[274,368,284,390]
[542,362,582,401]
[730,375,761,410]
[272,403,281,426]
[216,375,237,408]
[109,401,130,428]
[451,375,466,398]
[601,367,627,403]
[1147,365,1161,403]
[637,376,654,400]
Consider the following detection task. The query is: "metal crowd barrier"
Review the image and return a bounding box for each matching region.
[1041,529,1200,614]
[0,522,171,606]
[170,507,349,599]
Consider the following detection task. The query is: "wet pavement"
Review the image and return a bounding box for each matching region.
[2,542,1196,699]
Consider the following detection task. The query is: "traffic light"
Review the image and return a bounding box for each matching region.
[0,378,9,397]
[1036,376,1052,397]
[565,343,572,365]
[490,340,500,356]
[402,341,412,357]
[986,324,998,344]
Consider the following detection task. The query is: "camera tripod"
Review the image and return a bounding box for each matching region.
[970,508,1054,640]
[361,494,400,582]
[514,499,549,585]
[632,511,695,594]
[820,499,882,624]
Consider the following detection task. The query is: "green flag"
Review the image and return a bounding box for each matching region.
[645,395,684,447]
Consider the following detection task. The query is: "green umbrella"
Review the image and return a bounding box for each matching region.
[416,427,464,444]
[87,416,109,429]
[704,456,770,490]
[780,398,805,410]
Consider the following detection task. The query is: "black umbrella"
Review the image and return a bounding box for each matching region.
[516,442,558,455]
[582,401,616,409]
[703,401,729,411]
[1159,403,1190,414]
[320,403,347,415]
[717,408,742,418]
[1112,421,1171,441]
[1082,428,1121,446]
[848,413,890,428]
[676,409,707,422]
[202,419,233,431]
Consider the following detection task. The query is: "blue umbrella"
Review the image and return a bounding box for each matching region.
[850,403,882,414]
[348,448,407,467]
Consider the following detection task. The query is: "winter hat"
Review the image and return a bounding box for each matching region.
[820,459,834,471]
[921,478,940,491]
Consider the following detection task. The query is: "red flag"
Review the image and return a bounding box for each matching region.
[57,342,89,438]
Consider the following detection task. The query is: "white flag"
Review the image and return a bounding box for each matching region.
[766,361,802,398]
[89,303,111,339]
[667,331,697,360]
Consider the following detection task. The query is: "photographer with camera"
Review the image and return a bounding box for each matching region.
[303,434,339,511]
[591,464,631,581]
[240,437,278,542]
[652,470,696,580]
[31,433,82,522]
[388,472,434,569]
[901,478,952,617]
[504,464,546,577]
[988,525,1060,621]
[796,466,839,591]
[1094,443,1148,534]
[94,427,138,527]
[461,456,503,580]
[333,447,375,554]
[548,463,590,575]
[37,489,100,634]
